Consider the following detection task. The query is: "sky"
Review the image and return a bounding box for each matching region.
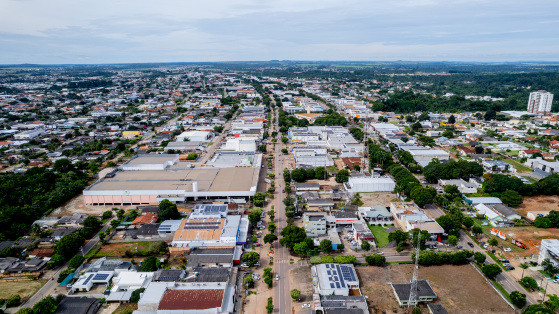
[1,0,559,64]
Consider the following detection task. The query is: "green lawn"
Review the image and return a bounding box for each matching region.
[503,159,531,172]
[368,224,391,248]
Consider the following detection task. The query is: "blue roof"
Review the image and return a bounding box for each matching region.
[58,272,76,286]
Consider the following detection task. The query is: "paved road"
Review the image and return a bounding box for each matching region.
[269,105,293,314]
[196,119,232,165]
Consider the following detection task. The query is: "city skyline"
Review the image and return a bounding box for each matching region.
[1,0,559,64]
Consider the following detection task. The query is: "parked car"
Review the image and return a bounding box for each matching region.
[483,244,489,249]
[467,242,474,248]
[302,304,311,308]
[504,248,512,252]
[255,243,262,247]
[508,266,515,270]
[275,274,280,281]
[457,245,463,249]
[503,263,510,267]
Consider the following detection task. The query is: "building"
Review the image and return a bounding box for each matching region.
[55,297,101,314]
[528,90,553,115]
[351,221,375,244]
[345,177,395,193]
[390,280,437,306]
[358,206,393,225]
[177,130,213,142]
[303,213,328,237]
[539,239,559,267]
[315,295,369,314]
[132,213,158,226]
[84,155,260,205]
[312,263,360,296]
[185,247,241,268]
[438,179,477,194]
[107,271,154,302]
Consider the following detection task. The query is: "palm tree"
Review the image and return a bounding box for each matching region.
[520,263,529,278]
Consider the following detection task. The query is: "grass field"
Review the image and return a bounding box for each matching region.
[0,279,48,300]
[503,159,531,172]
[368,224,390,248]
[112,303,138,314]
[95,241,153,257]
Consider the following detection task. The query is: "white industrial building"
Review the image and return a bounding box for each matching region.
[539,239,559,267]
[312,263,360,296]
[177,130,213,142]
[220,138,257,152]
[345,177,395,193]
[120,154,179,171]
[408,149,450,167]
[528,90,553,115]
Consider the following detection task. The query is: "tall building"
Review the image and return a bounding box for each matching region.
[527,90,553,115]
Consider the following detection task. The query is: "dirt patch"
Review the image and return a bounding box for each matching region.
[360,192,399,208]
[357,264,513,314]
[0,279,48,300]
[496,226,559,258]
[50,194,137,217]
[516,195,559,217]
[289,265,313,302]
[94,241,160,257]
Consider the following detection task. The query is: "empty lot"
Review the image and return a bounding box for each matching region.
[356,264,513,314]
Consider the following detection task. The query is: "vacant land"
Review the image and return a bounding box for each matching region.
[288,265,313,302]
[369,224,390,248]
[499,226,559,257]
[357,264,513,314]
[516,195,559,217]
[0,279,48,300]
[95,241,154,257]
[360,192,398,208]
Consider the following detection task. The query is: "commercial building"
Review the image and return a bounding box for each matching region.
[358,206,393,225]
[315,295,369,314]
[438,179,477,194]
[312,263,360,296]
[303,213,328,237]
[528,90,553,115]
[538,239,559,267]
[84,155,260,205]
[345,176,396,193]
[177,130,213,142]
[390,280,437,306]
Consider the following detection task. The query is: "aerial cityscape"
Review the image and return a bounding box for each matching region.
[1,1,559,314]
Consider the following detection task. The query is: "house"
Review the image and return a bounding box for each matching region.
[52,227,78,241]
[306,198,335,211]
[519,149,542,158]
[352,221,375,244]
[539,239,559,267]
[438,179,478,194]
[427,303,448,314]
[55,297,101,314]
[124,223,161,239]
[131,213,158,226]
[153,269,186,282]
[482,160,511,173]
[293,182,320,195]
[157,220,182,237]
[57,213,88,226]
[390,280,437,306]
[316,295,369,314]
[358,206,393,225]
[107,271,154,302]
[185,247,241,268]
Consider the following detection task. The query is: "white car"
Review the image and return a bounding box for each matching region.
[504,248,512,252]
[301,304,311,308]
[483,244,489,249]
[275,274,279,281]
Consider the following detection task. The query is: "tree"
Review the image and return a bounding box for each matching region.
[102,210,113,219]
[281,136,288,143]
[241,252,260,266]
[253,192,266,207]
[68,254,85,269]
[448,115,456,124]
[283,169,291,182]
[488,238,499,248]
[520,276,538,290]
[365,254,386,266]
[248,208,263,226]
[335,169,350,183]
[447,235,458,246]
[388,230,409,245]
[290,289,301,301]
[264,276,273,288]
[361,240,371,251]
[472,225,483,237]
[482,264,502,279]
[110,219,120,229]
[260,144,267,152]
[83,216,101,231]
[319,239,333,254]
[55,232,85,259]
[280,225,307,249]
[510,291,527,308]
[291,168,306,182]
[5,294,21,307]
[130,288,145,303]
[462,217,474,229]
[266,297,274,313]
[32,296,58,314]
[315,166,326,180]
[141,256,158,271]
[244,276,255,289]
[281,148,288,154]
[264,234,278,246]
[522,304,554,314]
[294,242,311,255]
[410,186,435,207]
[501,190,524,207]
[474,252,486,264]
[485,109,497,121]
[158,199,181,220]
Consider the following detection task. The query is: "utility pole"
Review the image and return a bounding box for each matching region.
[408,232,421,307]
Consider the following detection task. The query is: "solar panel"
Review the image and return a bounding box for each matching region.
[330,283,335,288]
[83,274,94,285]
[93,273,109,281]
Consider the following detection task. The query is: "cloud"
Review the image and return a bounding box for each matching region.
[0,0,558,63]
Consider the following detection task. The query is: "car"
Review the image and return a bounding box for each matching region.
[467,242,474,248]
[302,304,311,308]
[456,245,463,249]
[503,263,510,267]
[255,243,261,247]
[483,244,489,249]
[241,263,249,268]
[508,266,515,270]
[504,248,512,252]
[275,275,279,281]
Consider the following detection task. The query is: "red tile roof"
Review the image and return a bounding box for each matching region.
[158,289,223,310]
[132,213,158,225]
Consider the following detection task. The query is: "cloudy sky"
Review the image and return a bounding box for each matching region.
[1,0,558,64]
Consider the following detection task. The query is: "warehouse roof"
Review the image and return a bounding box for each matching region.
[158,289,224,311]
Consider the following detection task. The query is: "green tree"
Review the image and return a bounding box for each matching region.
[68,254,85,269]
[283,169,291,182]
[55,232,85,259]
[266,297,274,313]
[281,136,288,143]
[474,252,486,264]
[510,291,526,308]
[290,289,301,301]
[520,276,538,290]
[501,190,524,207]
[291,168,306,182]
[130,288,146,303]
[335,169,350,183]
[264,234,278,246]
[158,199,181,220]
[472,225,483,237]
[482,264,502,279]
[141,256,158,271]
[280,225,307,249]
[365,254,386,266]
[294,242,311,255]
[244,276,255,289]
[448,115,456,124]
[488,238,499,248]
[388,230,409,245]
[315,166,326,180]
[5,294,21,307]
[242,252,260,266]
[361,240,371,251]
[319,239,333,253]
[102,210,113,220]
[447,235,458,246]
[248,208,263,226]
[32,296,58,314]
[264,276,273,288]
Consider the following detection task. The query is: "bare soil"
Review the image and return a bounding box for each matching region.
[516,195,559,216]
[497,226,559,258]
[356,264,513,314]
[288,265,313,302]
[360,192,399,208]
